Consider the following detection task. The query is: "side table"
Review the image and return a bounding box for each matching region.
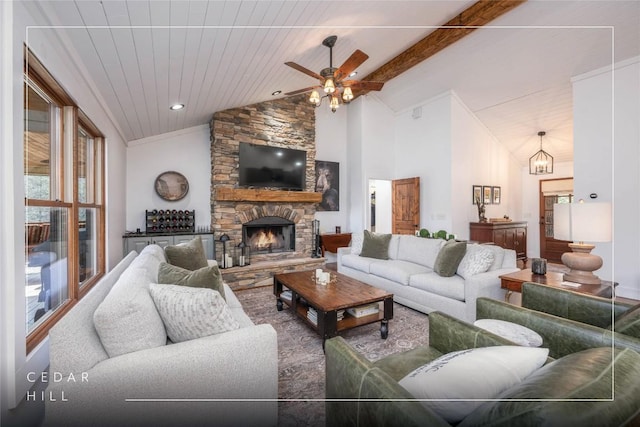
[319,233,352,257]
[499,269,617,303]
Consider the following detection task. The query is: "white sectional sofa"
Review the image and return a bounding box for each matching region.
[45,244,278,427]
[338,233,518,322]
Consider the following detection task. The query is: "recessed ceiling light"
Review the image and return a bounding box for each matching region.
[272,90,282,96]
[349,71,357,77]
[170,103,185,111]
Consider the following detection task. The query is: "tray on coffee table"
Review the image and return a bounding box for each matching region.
[273,270,393,347]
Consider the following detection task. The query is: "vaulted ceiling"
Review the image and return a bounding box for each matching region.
[25,0,640,166]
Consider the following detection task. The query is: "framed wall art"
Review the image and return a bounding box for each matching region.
[482,186,492,205]
[492,186,501,204]
[154,171,189,201]
[315,160,339,211]
[472,185,482,204]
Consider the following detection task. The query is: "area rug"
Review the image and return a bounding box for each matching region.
[235,285,430,427]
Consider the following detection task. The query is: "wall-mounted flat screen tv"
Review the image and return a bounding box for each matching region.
[238,143,307,191]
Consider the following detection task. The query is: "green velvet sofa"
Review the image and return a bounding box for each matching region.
[325,311,640,426]
[476,282,640,359]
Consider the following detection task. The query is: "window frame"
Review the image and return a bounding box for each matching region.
[24,48,106,353]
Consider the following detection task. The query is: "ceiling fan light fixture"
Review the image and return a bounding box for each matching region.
[309,90,321,106]
[286,35,383,114]
[529,131,554,175]
[342,86,354,103]
[329,95,340,112]
[323,78,335,94]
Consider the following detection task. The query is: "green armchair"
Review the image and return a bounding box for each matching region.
[325,311,640,426]
[476,282,640,359]
[521,281,639,334]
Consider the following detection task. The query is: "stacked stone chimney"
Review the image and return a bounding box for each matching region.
[209,94,318,263]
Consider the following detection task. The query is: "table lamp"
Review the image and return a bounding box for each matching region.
[553,200,611,285]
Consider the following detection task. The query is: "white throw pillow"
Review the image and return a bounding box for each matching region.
[483,244,505,271]
[473,319,543,347]
[456,244,495,279]
[149,283,240,343]
[398,346,549,423]
[350,232,364,255]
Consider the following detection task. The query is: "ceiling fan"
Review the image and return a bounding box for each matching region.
[284,35,384,112]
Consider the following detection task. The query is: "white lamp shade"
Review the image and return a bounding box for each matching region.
[553,202,611,243]
[553,203,572,241]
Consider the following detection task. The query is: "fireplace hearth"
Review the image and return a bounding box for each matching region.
[243,216,295,254]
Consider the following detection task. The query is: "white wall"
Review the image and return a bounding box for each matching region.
[314,103,349,234]
[451,93,522,240]
[572,57,640,299]
[394,92,452,234]
[344,95,397,234]
[387,91,522,240]
[126,125,212,233]
[1,1,127,417]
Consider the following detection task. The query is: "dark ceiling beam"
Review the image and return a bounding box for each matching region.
[360,0,527,88]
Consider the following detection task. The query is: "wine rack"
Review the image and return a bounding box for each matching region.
[145,209,195,233]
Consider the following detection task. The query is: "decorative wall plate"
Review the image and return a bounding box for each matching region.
[154,171,189,201]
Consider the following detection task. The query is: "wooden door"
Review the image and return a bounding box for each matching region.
[539,179,573,263]
[392,177,420,235]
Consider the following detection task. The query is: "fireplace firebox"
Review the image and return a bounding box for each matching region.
[242,217,295,254]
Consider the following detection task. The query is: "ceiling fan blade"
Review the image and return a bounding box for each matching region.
[285,62,324,81]
[343,80,385,91]
[284,86,319,96]
[334,50,369,81]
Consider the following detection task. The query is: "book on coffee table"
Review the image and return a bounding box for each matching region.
[280,290,293,302]
[346,303,380,318]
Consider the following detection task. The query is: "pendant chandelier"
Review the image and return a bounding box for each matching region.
[529,131,554,175]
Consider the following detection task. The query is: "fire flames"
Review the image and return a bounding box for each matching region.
[250,229,284,251]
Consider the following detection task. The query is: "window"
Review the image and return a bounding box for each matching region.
[24,49,105,353]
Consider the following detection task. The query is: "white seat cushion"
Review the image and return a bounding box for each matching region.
[369,260,431,286]
[341,253,378,273]
[409,272,465,301]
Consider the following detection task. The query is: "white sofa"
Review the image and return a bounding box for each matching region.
[45,244,278,427]
[338,234,518,323]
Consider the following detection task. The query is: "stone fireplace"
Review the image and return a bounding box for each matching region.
[209,94,319,267]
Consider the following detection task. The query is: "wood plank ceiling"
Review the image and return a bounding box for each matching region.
[25,0,640,167]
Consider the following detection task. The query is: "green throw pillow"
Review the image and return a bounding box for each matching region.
[434,240,467,277]
[157,262,225,300]
[164,236,208,271]
[359,230,392,260]
[613,303,640,339]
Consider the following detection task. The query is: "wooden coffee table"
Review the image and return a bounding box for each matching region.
[273,270,393,347]
[500,268,617,302]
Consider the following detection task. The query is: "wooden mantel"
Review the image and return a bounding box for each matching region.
[216,188,322,203]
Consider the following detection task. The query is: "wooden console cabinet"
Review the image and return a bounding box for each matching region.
[469,221,527,261]
[123,232,214,259]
